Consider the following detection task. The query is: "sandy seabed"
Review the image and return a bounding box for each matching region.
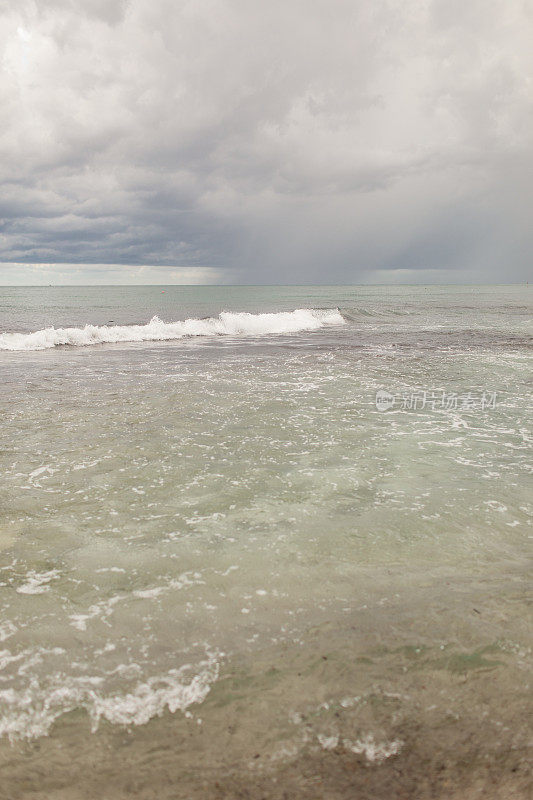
[1,605,531,800]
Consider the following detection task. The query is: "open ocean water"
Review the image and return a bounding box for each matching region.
[0,285,531,798]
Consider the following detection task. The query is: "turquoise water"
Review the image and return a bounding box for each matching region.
[0,285,531,750]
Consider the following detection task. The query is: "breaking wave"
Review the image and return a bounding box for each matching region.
[0,308,345,351]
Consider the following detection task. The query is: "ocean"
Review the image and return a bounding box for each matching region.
[0,285,531,798]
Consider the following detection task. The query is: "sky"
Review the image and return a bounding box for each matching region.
[0,0,532,285]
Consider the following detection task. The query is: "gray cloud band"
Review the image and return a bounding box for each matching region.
[1,0,531,283]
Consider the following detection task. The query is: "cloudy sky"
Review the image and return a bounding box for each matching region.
[0,0,531,284]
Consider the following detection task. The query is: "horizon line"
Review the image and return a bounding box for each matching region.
[0,282,529,288]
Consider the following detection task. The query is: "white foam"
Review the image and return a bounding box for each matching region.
[343,734,403,762]
[317,733,339,750]
[16,570,60,595]
[90,659,218,728]
[0,621,17,642]
[0,652,220,741]
[0,309,345,351]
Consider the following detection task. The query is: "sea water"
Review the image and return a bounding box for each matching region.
[0,286,531,793]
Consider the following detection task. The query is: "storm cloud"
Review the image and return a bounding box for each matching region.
[1,0,532,283]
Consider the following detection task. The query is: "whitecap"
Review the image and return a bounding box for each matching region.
[0,308,345,351]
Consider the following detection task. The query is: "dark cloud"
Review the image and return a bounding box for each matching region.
[0,0,531,284]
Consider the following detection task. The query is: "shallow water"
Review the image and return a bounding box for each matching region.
[0,285,531,796]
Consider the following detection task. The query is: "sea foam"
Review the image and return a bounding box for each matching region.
[0,308,345,351]
[0,652,220,740]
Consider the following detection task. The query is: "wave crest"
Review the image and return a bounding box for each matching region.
[0,308,345,351]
